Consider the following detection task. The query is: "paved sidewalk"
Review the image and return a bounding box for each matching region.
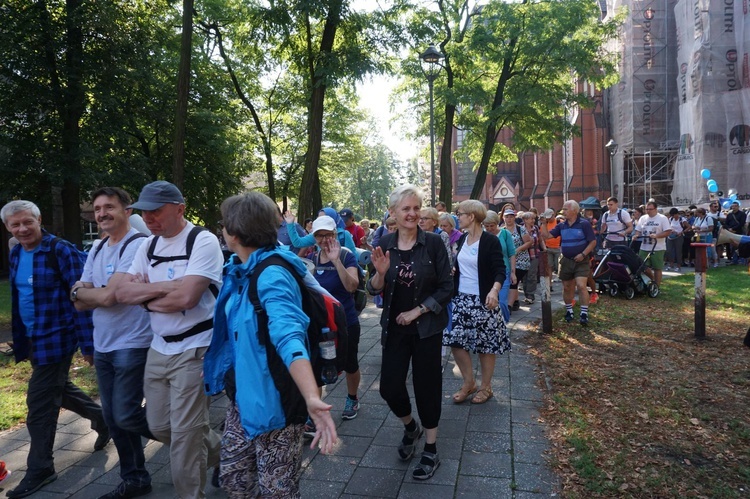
[0,289,568,498]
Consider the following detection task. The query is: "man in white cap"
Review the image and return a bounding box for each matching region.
[116,181,223,499]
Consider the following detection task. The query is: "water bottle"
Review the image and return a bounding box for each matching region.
[319,328,338,384]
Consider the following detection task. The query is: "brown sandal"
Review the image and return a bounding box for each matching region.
[471,387,494,404]
[452,382,477,404]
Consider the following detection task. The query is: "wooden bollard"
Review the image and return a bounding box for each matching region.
[539,250,552,334]
[690,242,711,340]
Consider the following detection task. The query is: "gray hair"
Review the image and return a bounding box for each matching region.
[457,199,487,225]
[220,191,278,248]
[438,212,455,230]
[484,210,500,225]
[388,184,424,212]
[563,200,580,215]
[1,200,41,225]
[522,211,535,221]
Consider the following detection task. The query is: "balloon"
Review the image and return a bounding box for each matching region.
[708,183,719,193]
[722,200,732,209]
[707,179,717,188]
[728,189,736,196]
[730,193,738,201]
[701,169,711,179]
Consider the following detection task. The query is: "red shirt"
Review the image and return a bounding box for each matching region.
[346,224,366,248]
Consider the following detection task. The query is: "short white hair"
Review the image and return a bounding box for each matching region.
[563,200,580,215]
[1,200,41,224]
[388,184,424,212]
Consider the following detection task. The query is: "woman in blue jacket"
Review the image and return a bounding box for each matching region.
[204,192,337,497]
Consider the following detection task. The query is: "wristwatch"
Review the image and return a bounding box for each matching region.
[418,304,427,314]
[70,286,81,302]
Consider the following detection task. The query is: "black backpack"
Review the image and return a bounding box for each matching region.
[91,233,147,260]
[247,255,349,424]
[145,226,219,298]
[46,236,88,282]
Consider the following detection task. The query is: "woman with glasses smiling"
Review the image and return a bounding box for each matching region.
[444,200,509,406]
[367,184,452,480]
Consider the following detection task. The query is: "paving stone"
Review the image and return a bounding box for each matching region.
[43,464,110,494]
[434,418,467,440]
[513,462,560,493]
[327,435,372,459]
[397,481,456,498]
[463,432,512,454]
[335,416,383,438]
[455,475,513,497]
[143,441,171,464]
[511,382,545,402]
[3,426,30,441]
[0,437,27,456]
[458,450,512,478]
[67,483,112,499]
[303,454,358,482]
[513,440,551,465]
[359,444,412,470]
[342,467,405,497]
[438,404,471,421]
[299,478,347,497]
[56,417,93,435]
[466,412,512,433]
[512,422,549,444]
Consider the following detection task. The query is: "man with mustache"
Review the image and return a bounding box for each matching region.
[71,187,154,499]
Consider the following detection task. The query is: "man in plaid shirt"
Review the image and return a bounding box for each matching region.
[2,200,109,499]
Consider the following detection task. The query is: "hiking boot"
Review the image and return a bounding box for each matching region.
[580,313,589,326]
[303,418,316,440]
[342,397,360,420]
[7,468,57,499]
[564,311,574,323]
[398,421,423,461]
[98,481,153,499]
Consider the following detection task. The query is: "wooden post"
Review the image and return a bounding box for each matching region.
[691,242,711,340]
[539,250,552,334]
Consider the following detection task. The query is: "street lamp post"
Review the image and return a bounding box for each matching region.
[605,139,618,199]
[420,45,444,207]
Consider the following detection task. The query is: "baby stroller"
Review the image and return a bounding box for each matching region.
[593,239,659,299]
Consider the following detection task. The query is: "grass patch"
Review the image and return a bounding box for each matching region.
[0,280,11,332]
[528,267,750,498]
[0,353,99,431]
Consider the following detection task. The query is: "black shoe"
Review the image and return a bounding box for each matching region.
[98,481,152,499]
[511,301,520,311]
[212,466,220,488]
[564,311,574,323]
[580,313,589,326]
[7,469,57,499]
[94,427,111,451]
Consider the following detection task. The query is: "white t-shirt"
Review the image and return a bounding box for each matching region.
[457,239,480,296]
[128,223,224,355]
[636,214,671,251]
[602,209,632,241]
[669,217,685,236]
[82,228,153,352]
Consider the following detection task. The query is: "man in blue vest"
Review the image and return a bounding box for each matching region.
[540,200,597,326]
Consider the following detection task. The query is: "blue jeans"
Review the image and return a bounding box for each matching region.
[499,273,511,323]
[95,348,152,486]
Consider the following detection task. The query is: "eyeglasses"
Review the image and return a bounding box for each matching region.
[313,231,335,239]
[418,217,434,222]
[217,220,224,229]
[455,212,467,217]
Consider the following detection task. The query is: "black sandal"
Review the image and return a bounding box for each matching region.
[412,451,440,480]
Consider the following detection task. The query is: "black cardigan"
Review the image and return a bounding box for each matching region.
[453,231,506,303]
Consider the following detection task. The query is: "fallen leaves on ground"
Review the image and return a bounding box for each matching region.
[526,292,750,498]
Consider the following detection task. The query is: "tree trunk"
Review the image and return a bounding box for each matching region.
[439,102,455,207]
[298,0,343,221]
[172,0,194,191]
[470,36,517,200]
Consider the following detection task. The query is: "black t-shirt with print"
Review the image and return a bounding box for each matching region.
[389,248,418,335]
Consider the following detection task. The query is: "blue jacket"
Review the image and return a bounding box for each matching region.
[203,247,311,439]
[10,231,94,365]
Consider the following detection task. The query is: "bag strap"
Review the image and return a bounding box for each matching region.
[147,226,205,267]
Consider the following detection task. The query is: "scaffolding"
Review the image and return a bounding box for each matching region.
[623,149,678,208]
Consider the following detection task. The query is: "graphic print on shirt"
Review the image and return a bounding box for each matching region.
[396,259,414,288]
